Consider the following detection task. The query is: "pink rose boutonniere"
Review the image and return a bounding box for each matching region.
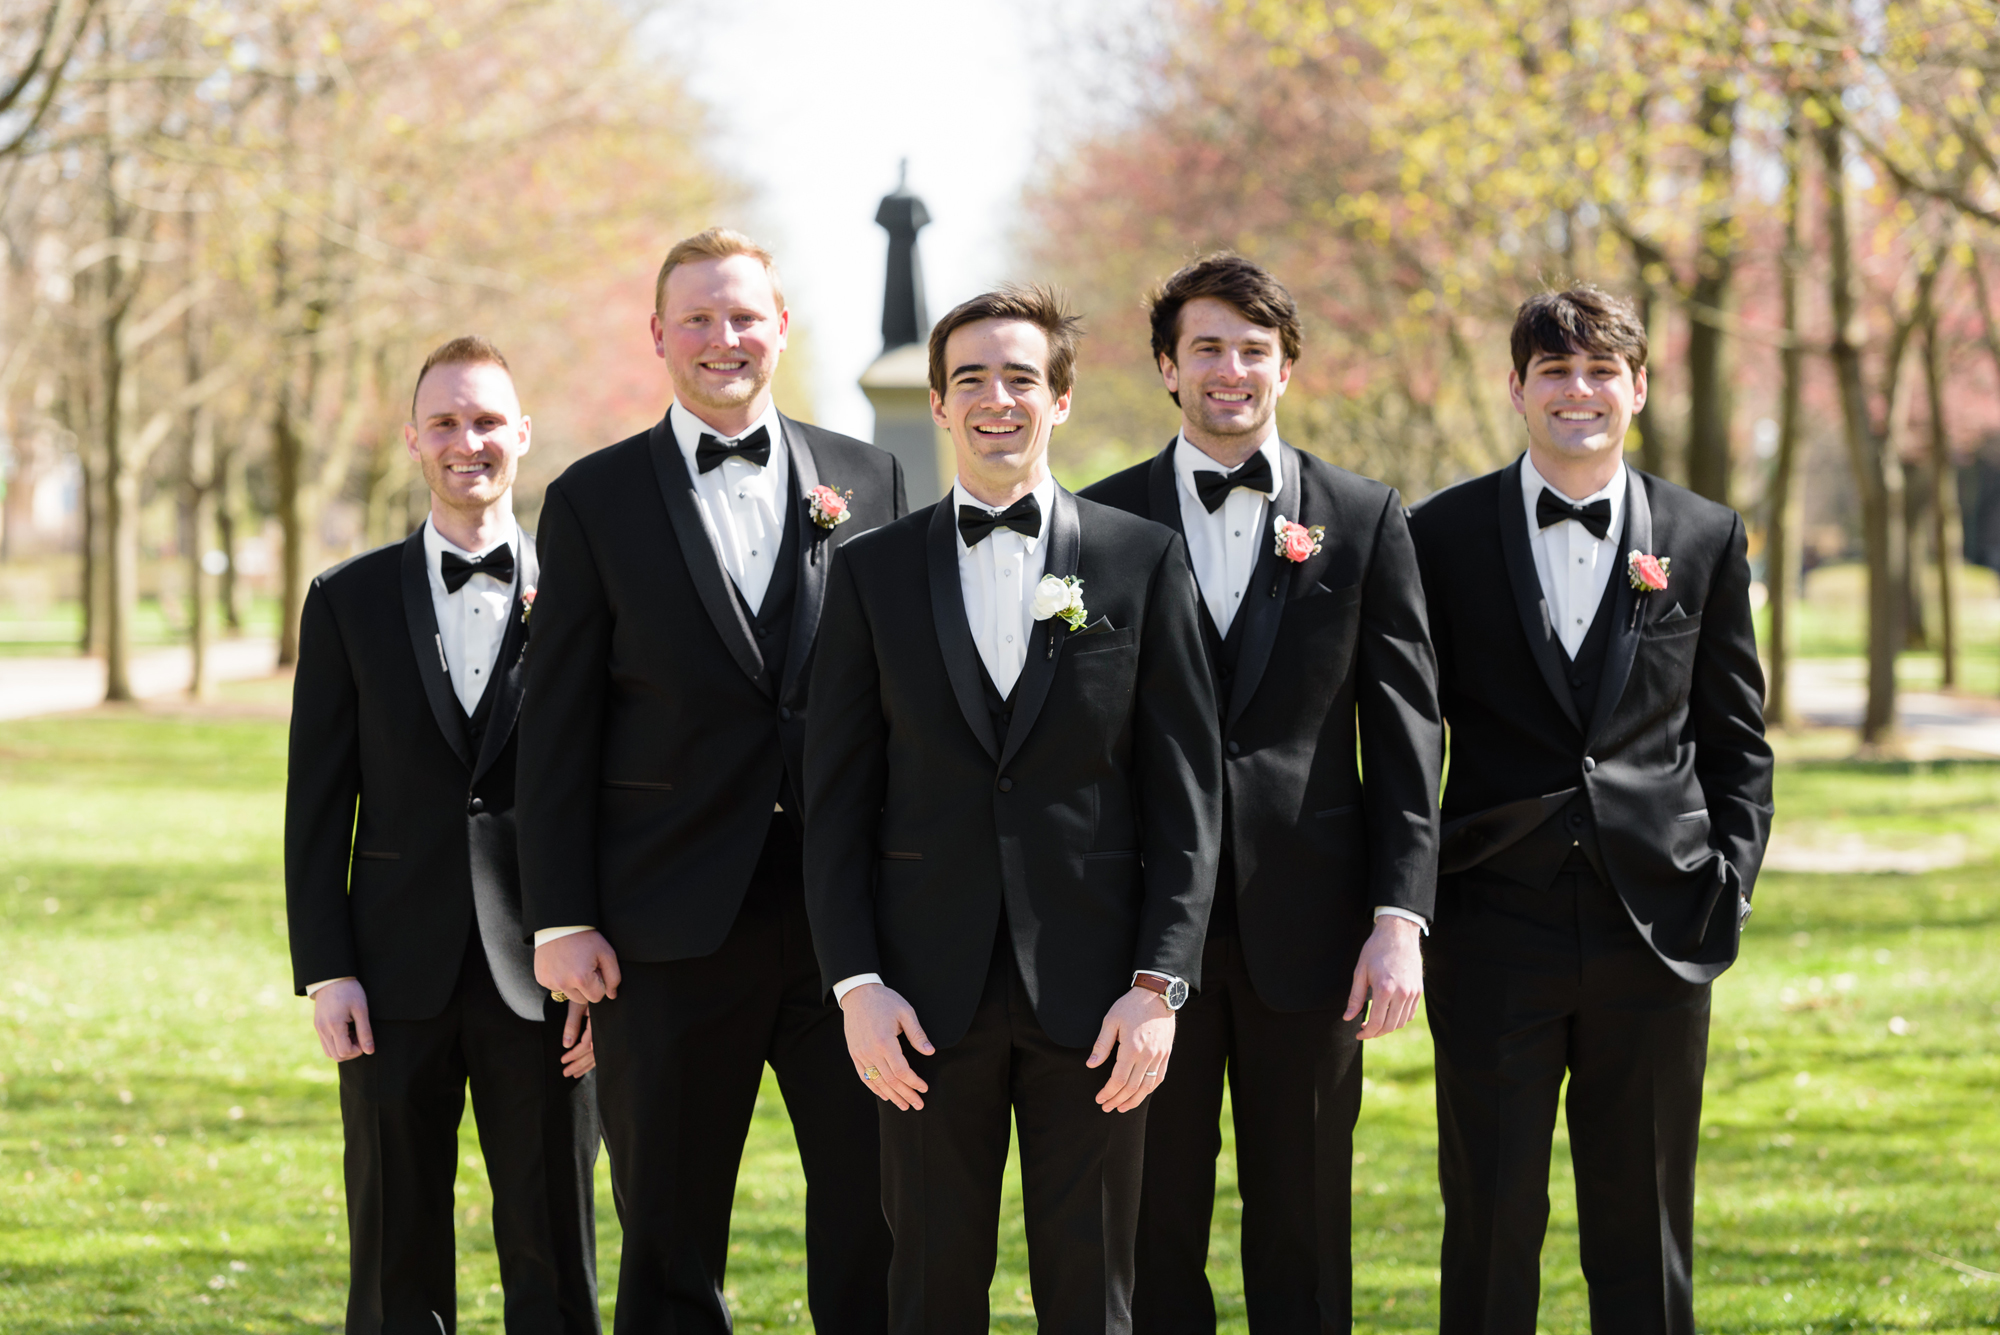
[1272,514,1325,564]
[1626,550,1671,592]
[808,484,854,529]
[520,586,537,626]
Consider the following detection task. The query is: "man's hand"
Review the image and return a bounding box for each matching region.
[560,998,595,1079]
[313,979,375,1062]
[1345,915,1423,1040]
[535,930,621,1004]
[1088,987,1176,1113]
[840,983,934,1112]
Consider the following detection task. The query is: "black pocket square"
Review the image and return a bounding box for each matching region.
[1661,602,1688,623]
[1076,615,1116,636]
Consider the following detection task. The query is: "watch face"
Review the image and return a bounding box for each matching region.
[1166,979,1189,1010]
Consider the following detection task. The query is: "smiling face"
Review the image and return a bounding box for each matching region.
[1510,346,1647,477]
[931,318,1071,505]
[1162,296,1292,464]
[403,361,530,521]
[652,253,789,433]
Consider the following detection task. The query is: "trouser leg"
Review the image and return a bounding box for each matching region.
[1427,869,1578,1335]
[1565,865,1711,1335]
[1226,968,1360,1334]
[879,940,1015,1335]
[1131,935,1231,1335]
[340,963,467,1334]
[460,944,602,1335]
[767,891,892,1334]
[591,920,778,1335]
[1011,949,1149,1335]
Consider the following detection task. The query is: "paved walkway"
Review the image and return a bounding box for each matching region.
[0,638,279,720]
[1785,658,2000,756]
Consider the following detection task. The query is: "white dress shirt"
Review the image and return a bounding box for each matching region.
[670,398,790,614]
[306,513,519,997]
[1173,429,1282,636]
[1520,452,1626,659]
[953,474,1058,698]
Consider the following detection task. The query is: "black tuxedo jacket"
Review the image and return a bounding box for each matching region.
[1081,440,1442,1011]
[1407,458,1774,983]
[517,412,906,959]
[802,487,1224,1050]
[285,528,543,1022]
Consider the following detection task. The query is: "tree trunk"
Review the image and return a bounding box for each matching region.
[1923,310,1961,689]
[1764,107,1806,728]
[1684,83,1736,507]
[1819,117,1902,748]
[1902,474,1929,649]
[215,437,242,633]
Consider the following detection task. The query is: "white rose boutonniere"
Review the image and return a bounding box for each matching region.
[1031,574,1089,632]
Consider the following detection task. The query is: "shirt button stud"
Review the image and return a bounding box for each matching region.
[1005,634,1014,643]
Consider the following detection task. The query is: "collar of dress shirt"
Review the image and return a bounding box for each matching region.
[669,398,785,469]
[1520,450,1625,535]
[953,472,1060,555]
[1172,426,1282,508]
[422,510,519,584]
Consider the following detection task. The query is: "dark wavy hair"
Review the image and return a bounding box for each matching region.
[1148,254,1301,407]
[1509,285,1649,380]
[927,285,1085,399]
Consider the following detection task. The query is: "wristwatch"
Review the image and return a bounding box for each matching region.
[1131,972,1189,1011]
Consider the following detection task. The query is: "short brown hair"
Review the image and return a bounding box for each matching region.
[927,285,1085,400]
[1149,254,1302,406]
[1510,285,1648,380]
[411,335,511,417]
[654,227,784,314]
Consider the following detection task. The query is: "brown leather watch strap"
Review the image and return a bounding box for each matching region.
[1131,974,1173,999]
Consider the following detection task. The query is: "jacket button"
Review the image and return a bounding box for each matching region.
[998,777,1014,792]
[1582,756,1597,773]
[780,707,792,721]
[1226,740,1241,756]
[468,797,486,814]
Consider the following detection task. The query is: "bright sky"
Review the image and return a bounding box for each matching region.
[645,0,1145,438]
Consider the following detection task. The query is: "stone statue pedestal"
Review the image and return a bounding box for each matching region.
[860,344,951,505]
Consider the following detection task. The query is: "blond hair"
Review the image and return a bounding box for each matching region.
[653,227,785,314]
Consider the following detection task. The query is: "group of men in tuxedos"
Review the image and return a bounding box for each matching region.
[286,229,1772,1335]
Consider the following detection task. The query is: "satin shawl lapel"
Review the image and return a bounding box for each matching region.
[998,486,1081,772]
[779,415,826,699]
[471,534,536,783]
[1584,470,1654,747]
[1225,443,1300,729]
[1497,456,1584,732]
[1145,440,1185,541]
[399,530,473,769]
[646,415,768,691]
[926,500,1001,762]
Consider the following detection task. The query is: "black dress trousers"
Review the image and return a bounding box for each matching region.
[878,931,1149,1335]
[589,814,891,1335]
[1426,850,1711,1335]
[338,933,601,1335]
[1132,925,1364,1335]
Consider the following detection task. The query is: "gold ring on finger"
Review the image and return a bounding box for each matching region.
[550,990,568,1003]
[864,1066,881,1081]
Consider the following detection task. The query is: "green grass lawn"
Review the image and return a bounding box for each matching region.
[2,706,1998,1331]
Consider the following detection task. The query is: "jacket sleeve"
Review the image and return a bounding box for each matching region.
[1355,490,1444,918]
[515,480,614,933]
[1130,534,1224,986]
[802,549,891,993]
[890,455,909,519]
[283,580,363,995]
[1691,513,1775,900]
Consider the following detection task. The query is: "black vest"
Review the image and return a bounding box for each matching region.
[1200,598,1253,935]
[728,466,807,904]
[1481,566,1622,889]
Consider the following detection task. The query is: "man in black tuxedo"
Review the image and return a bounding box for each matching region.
[804,287,1223,1335]
[520,229,903,1334]
[1407,286,1773,1334]
[286,337,600,1335]
[1081,254,1440,1333]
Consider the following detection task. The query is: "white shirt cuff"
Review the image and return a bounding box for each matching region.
[1132,969,1179,986]
[1373,906,1429,935]
[304,977,355,997]
[534,925,595,948]
[833,973,883,1002]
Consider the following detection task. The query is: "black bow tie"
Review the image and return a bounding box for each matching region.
[695,425,771,474]
[958,494,1042,547]
[1192,451,1274,513]
[1535,489,1612,541]
[440,543,514,594]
